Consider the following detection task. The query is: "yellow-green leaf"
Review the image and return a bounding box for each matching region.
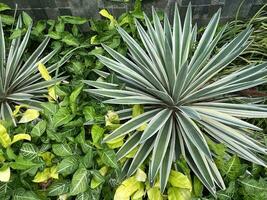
[106,135,124,149]
[11,134,31,144]
[132,105,147,131]
[39,152,55,166]
[168,187,191,200]
[0,124,11,148]
[132,184,145,199]
[99,9,115,21]
[105,111,120,130]
[168,170,192,191]
[147,187,163,200]
[32,166,58,183]
[0,166,10,182]
[114,177,141,200]
[48,86,57,101]
[99,166,108,176]
[19,109,40,123]
[38,63,52,81]
[135,168,147,182]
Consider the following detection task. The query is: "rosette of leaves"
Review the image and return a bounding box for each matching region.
[84,4,267,195]
[0,15,67,124]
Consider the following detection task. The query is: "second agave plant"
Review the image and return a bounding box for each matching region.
[84,4,267,195]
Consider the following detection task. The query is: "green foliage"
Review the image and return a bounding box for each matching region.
[0,13,67,125]
[85,3,267,196]
[0,85,120,199]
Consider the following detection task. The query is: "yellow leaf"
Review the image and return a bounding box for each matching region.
[168,170,192,191]
[19,109,39,123]
[48,86,57,101]
[38,63,51,81]
[147,187,163,200]
[135,168,147,182]
[0,166,10,182]
[11,133,31,144]
[126,147,138,158]
[0,124,11,148]
[114,177,141,200]
[12,104,29,117]
[99,9,115,21]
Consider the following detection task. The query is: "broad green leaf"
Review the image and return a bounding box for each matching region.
[70,167,89,195]
[11,134,31,145]
[62,34,79,46]
[19,109,39,123]
[168,187,191,200]
[0,14,14,25]
[58,156,79,176]
[114,177,141,200]
[168,170,192,191]
[31,120,47,137]
[147,187,163,200]
[0,166,10,182]
[222,155,242,181]
[99,149,118,168]
[52,143,73,157]
[0,124,11,148]
[38,63,51,81]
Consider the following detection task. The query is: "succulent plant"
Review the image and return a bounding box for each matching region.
[84,4,267,195]
[0,16,67,124]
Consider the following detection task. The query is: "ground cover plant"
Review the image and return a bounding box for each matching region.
[0,1,267,200]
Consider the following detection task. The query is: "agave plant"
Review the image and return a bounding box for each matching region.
[84,4,267,195]
[0,16,67,124]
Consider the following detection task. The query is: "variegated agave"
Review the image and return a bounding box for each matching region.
[0,16,67,124]
[84,4,267,195]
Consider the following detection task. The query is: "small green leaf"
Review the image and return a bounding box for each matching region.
[58,156,78,176]
[0,3,11,11]
[91,124,105,145]
[83,106,96,122]
[48,181,70,196]
[70,167,89,195]
[22,11,32,27]
[52,143,73,157]
[52,107,74,128]
[61,34,79,46]
[20,143,38,160]
[90,170,105,189]
[31,120,47,137]
[10,156,41,170]
[99,149,118,168]
[61,16,87,24]
[70,84,83,113]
